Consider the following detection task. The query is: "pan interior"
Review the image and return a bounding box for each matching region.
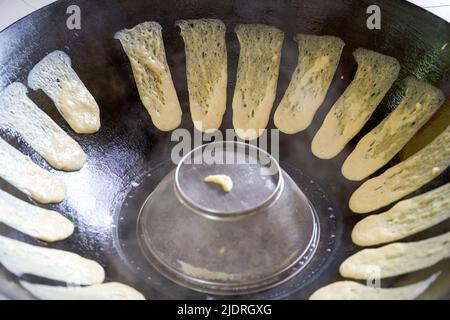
[0,0,449,300]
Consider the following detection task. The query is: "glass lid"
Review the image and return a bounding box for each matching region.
[137,141,319,294]
[175,141,282,219]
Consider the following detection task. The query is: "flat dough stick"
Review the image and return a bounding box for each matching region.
[232,24,284,140]
[339,232,450,280]
[309,273,438,300]
[27,51,100,134]
[349,125,450,213]
[352,183,450,246]
[115,22,182,131]
[20,282,145,300]
[176,19,227,132]
[274,34,344,134]
[0,189,74,242]
[0,138,65,204]
[0,83,86,171]
[342,77,444,181]
[312,49,400,159]
[0,235,105,285]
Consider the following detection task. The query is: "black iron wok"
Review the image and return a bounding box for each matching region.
[0,0,449,299]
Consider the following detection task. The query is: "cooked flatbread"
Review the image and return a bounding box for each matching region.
[274,34,344,134]
[311,49,400,159]
[21,282,145,300]
[176,19,227,132]
[340,232,450,280]
[232,24,284,140]
[342,77,444,181]
[0,138,65,204]
[349,125,450,213]
[27,51,100,134]
[115,22,182,131]
[0,189,73,242]
[309,273,438,300]
[0,83,86,171]
[0,235,104,285]
[352,183,450,246]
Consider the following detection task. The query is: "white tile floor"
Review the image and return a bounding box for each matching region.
[407,0,450,21]
[0,0,56,31]
[0,0,449,31]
